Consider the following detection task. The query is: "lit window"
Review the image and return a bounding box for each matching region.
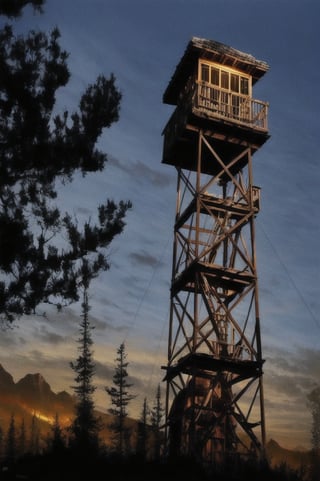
[240,77,249,95]
[221,71,229,90]
[211,67,219,86]
[201,64,209,82]
[199,62,251,96]
[231,74,239,92]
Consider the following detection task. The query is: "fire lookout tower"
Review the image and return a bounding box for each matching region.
[161,37,269,464]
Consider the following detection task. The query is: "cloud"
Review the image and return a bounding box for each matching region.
[94,360,114,381]
[109,155,173,189]
[262,344,320,447]
[37,325,66,345]
[129,250,160,268]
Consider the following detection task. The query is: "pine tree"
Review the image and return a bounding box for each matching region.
[0,423,3,459]
[150,384,164,460]
[47,413,66,455]
[0,1,131,325]
[5,414,16,463]
[308,386,320,451]
[29,413,40,455]
[17,418,26,458]
[70,288,101,455]
[137,397,149,459]
[105,342,136,456]
[307,386,320,480]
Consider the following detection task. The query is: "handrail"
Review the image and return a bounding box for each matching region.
[162,82,268,161]
[195,82,268,131]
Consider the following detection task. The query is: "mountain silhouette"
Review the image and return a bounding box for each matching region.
[0,363,312,471]
[0,363,115,445]
[16,372,58,408]
[0,363,15,391]
[266,438,311,471]
[0,363,75,436]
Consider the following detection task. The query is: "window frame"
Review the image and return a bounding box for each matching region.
[198,61,252,97]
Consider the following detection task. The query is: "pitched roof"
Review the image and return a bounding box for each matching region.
[163,37,269,105]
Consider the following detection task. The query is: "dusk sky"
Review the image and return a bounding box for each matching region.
[1,0,320,450]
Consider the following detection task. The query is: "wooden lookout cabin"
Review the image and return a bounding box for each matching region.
[162,36,269,175]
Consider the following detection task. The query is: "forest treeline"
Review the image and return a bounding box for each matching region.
[0,292,316,480]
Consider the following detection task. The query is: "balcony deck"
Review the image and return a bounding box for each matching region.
[162,83,269,175]
[195,82,268,131]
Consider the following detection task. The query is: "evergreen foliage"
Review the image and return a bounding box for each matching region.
[307,386,320,451]
[0,0,131,324]
[150,384,164,460]
[5,414,16,462]
[0,0,44,18]
[69,289,102,454]
[47,413,66,455]
[17,418,26,458]
[0,423,3,459]
[106,342,136,455]
[30,413,40,455]
[307,386,320,480]
[137,397,149,459]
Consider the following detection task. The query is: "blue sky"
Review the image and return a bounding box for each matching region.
[1,0,320,450]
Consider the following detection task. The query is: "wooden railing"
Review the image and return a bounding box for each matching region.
[162,82,268,162]
[195,82,268,131]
